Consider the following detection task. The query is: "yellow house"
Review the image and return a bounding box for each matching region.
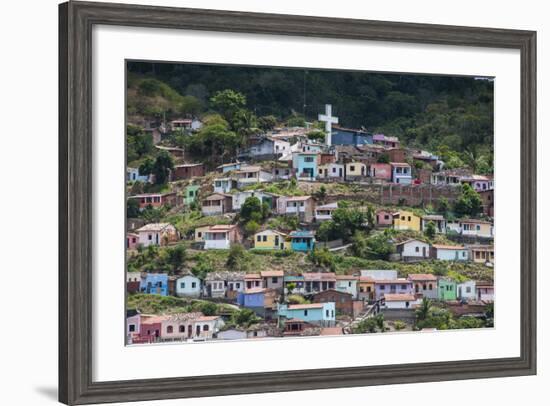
[194,226,210,242]
[345,162,367,178]
[253,230,290,250]
[392,210,421,231]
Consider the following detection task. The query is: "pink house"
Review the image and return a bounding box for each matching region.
[370,163,392,180]
[376,209,394,227]
[126,232,139,249]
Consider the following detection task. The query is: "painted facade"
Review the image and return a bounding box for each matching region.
[136,223,178,247]
[438,278,457,301]
[277,303,336,326]
[175,274,202,298]
[393,211,421,231]
[140,273,169,296]
[253,230,289,250]
[390,162,412,184]
[289,230,315,252]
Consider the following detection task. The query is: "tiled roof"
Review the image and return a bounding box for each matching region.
[432,244,466,250]
[303,272,336,282]
[261,270,284,278]
[384,293,416,301]
[287,303,325,310]
[136,223,174,232]
[408,274,438,281]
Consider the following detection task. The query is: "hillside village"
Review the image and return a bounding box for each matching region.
[126,73,495,344]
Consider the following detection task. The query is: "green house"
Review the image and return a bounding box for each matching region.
[184,185,200,205]
[438,278,457,301]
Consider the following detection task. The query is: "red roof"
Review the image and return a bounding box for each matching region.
[408,274,437,281]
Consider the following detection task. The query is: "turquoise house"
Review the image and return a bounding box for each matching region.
[438,278,457,301]
[139,273,168,296]
[289,230,315,252]
[293,152,318,179]
[184,185,200,205]
[277,302,336,326]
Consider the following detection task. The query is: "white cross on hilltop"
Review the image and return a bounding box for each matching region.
[318,104,338,146]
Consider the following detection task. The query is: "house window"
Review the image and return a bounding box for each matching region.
[415,246,420,252]
[466,287,471,293]
[428,284,433,290]
[180,282,185,289]
[272,277,278,284]
[384,215,389,220]
[148,234,152,240]
[191,282,196,288]
[401,285,407,290]
[366,286,371,292]
[304,157,314,162]
[203,325,209,331]
[332,167,336,173]
[257,235,262,242]
[179,325,185,333]
[380,285,385,290]
[128,324,136,332]
[401,216,405,221]
[197,232,202,238]
[263,236,267,242]
[304,310,308,316]
[167,325,173,334]
[423,284,427,290]
[348,281,352,287]
[408,216,411,221]
[350,165,355,171]
[236,283,240,289]
[326,310,329,317]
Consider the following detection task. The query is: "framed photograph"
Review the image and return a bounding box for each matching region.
[59,1,536,404]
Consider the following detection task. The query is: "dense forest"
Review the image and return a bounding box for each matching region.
[127,61,494,164]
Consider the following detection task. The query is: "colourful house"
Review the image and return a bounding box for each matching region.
[470,245,494,264]
[408,274,438,299]
[289,230,315,252]
[373,278,414,301]
[140,273,169,296]
[438,278,457,301]
[318,162,345,179]
[212,177,237,194]
[175,274,202,298]
[393,211,421,231]
[303,272,336,294]
[315,202,338,221]
[136,223,178,247]
[335,275,359,299]
[126,232,139,249]
[277,303,336,326]
[129,192,178,210]
[293,151,318,180]
[395,239,430,261]
[421,215,447,233]
[203,224,242,250]
[237,288,278,318]
[369,163,392,181]
[458,219,494,238]
[457,280,477,301]
[201,193,233,216]
[376,209,394,227]
[284,275,305,294]
[345,161,367,180]
[431,244,469,261]
[277,196,315,222]
[476,282,494,302]
[184,184,199,206]
[253,230,289,250]
[390,162,412,184]
[217,162,242,173]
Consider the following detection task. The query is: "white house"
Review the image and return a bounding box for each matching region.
[204,271,246,298]
[421,215,447,233]
[456,280,477,301]
[383,293,418,309]
[136,223,178,247]
[192,316,225,341]
[335,275,359,299]
[203,224,242,250]
[315,202,338,222]
[395,239,430,261]
[249,137,290,157]
[212,177,236,194]
[318,163,345,179]
[276,195,315,222]
[127,167,151,183]
[431,244,469,261]
[458,219,494,238]
[233,165,273,187]
[175,274,202,298]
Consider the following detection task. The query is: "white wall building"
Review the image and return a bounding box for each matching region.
[175,275,202,298]
[457,280,477,300]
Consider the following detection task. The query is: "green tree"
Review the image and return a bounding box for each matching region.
[127,198,140,218]
[313,185,327,203]
[415,297,433,321]
[377,153,390,164]
[198,301,217,316]
[231,308,258,327]
[424,221,436,240]
[244,220,260,236]
[226,244,246,271]
[454,183,483,217]
[258,115,277,131]
[393,320,406,331]
[365,231,395,260]
[240,197,264,223]
[166,245,186,273]
[210,89,247,122]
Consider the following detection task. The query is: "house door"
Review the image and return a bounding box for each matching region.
[339,168,343,177]
[422,246,426,257]
[458,287,462,298]
[155,234,159,245]
[275,236,279,247]
[196,325,201,337]
[188,325,192,338]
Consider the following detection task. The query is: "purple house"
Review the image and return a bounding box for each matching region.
[373,278,414,301]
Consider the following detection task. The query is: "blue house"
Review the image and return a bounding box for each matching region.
[139,273,168,296]
[289,230,315,252]
[331,126,373,146]
[237,288,276,318]
[390,162,413,185]
[293,152,318,179]
[217,162,242,173]
[277,302,336,326]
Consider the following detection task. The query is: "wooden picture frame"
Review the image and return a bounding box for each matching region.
[59,1,536,404]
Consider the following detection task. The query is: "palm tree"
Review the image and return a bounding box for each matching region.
[416,297,432,321]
